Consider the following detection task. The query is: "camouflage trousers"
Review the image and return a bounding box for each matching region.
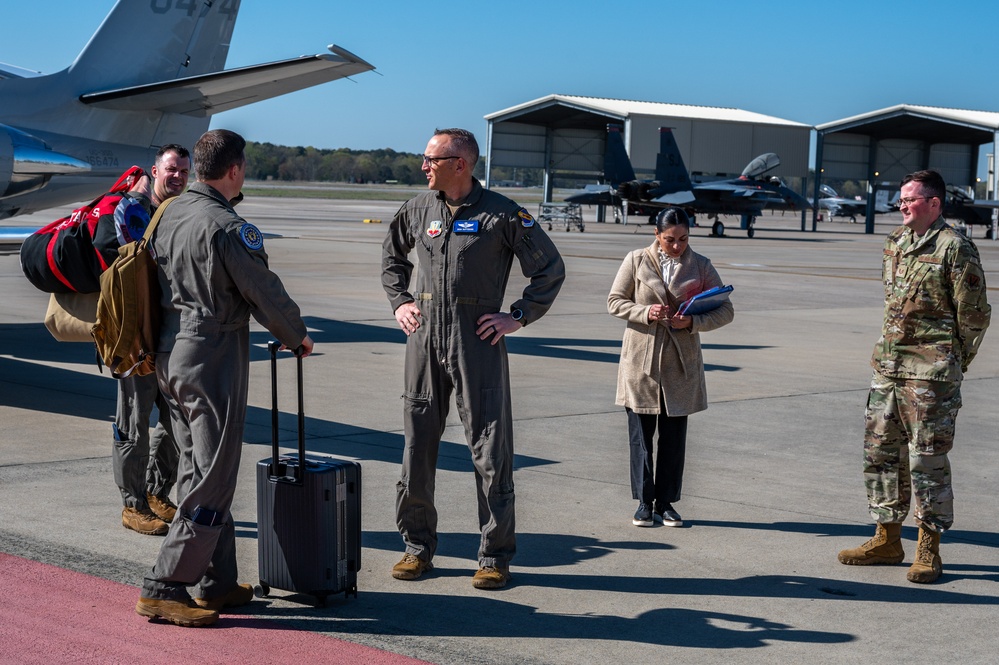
[863,370,962,533]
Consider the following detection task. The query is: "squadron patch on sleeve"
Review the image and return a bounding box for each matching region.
[239,223,264,250]
[964,264,983,291]
[518,208,535,228]
[113,196,150,245]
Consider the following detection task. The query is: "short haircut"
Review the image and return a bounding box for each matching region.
[434,128,479,168]
[194,129,245,181]
[901,170,946,201]
[654,206,691,232]
[155,143,190,164]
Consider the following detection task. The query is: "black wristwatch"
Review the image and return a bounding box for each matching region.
[511,308,526,325]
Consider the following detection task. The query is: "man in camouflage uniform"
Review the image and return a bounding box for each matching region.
[838,170,990,583]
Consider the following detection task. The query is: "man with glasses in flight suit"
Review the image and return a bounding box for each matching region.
[382,128,565,590]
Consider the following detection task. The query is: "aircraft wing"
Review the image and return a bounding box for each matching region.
[652,191,697,205]
[565,185,621,207]
[691,181,811,211]
[694,182,770,199]
[824,199,866,216]
[80,46,375,117]
[0,226,38,248]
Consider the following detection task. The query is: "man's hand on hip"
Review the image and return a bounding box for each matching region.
[476,312,522,346]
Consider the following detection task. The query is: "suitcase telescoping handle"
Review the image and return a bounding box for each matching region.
[268,340,306,484]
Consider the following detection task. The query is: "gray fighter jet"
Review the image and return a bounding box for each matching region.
[614,127,811,237]
[815,184,898,224]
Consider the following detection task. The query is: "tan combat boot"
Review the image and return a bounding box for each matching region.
[906,523,942,583]
[122,507,169,536]
[837,522,904,565]
[147,493,177,523]
[135,597,218,627]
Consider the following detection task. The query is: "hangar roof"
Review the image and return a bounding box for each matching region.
[485,95,812,189]
[486,94,812,129]
[817,104,999,144]
[815,104,999,187]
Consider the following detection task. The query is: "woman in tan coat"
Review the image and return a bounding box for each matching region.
[607,207,733,528]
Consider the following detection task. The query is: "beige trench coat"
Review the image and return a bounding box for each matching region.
[608,241,734,415]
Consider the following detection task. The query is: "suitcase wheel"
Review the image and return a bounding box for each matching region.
[254,582,270,598]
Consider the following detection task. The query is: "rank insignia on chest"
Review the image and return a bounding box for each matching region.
[454,220,479,234]
[427,220,443,238]
[518,208,535,228]
[239,223,264,250]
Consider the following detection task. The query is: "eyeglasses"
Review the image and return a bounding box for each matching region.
[421,154,459,166]
[898,195,935,206]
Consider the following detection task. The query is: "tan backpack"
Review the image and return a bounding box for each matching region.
[92,197,176,378]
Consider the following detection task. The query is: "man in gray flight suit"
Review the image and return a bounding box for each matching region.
[135,129,314,627]
[382,128,565,590]
[106,145,190,536]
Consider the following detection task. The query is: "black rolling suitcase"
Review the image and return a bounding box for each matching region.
[255,341,361,605]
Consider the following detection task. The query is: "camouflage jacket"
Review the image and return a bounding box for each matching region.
[872,216,991,381]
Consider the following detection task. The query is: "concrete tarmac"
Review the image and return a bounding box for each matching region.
[2,200,998,664]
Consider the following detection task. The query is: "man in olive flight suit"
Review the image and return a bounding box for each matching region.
[382,128,565,590]
[838,169,990,584]
[135,129,314,627]
[101,144,190,536]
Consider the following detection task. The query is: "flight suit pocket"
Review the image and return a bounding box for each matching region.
[473,387,503,443]
[515,234,551,273]
[403,391,432,407]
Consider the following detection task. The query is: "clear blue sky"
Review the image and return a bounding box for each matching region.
[3,0,997,159]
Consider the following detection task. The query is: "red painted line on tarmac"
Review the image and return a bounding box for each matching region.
[0,553,428,664]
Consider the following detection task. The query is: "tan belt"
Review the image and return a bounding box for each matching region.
[413,293,503,308]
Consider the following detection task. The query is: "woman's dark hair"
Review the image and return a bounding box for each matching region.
[654,207,691,233]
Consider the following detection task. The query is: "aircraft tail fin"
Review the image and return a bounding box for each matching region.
[653,128,694,194]
[603,125,636,186]
[875,188,890,210]
[68,0,240,90]
[874,188,900,212]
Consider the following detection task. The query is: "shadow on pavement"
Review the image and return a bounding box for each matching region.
[694,520,999,550]
[251,589,857,649]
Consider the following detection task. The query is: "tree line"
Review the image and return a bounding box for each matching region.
[243,142,989,198]
[244,141,536,185]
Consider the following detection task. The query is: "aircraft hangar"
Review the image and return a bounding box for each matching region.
[815,104,999,232]
[483,94,812,203]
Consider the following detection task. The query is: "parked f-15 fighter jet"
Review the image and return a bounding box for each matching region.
[614,127,811,237]
[815,184,898,224]
[938,186,999,238]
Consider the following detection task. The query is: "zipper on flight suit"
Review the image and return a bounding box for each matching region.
[438,199,458,370]
[439,198,475,371]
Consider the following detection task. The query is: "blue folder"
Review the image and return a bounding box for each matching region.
[678,285,734,315]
